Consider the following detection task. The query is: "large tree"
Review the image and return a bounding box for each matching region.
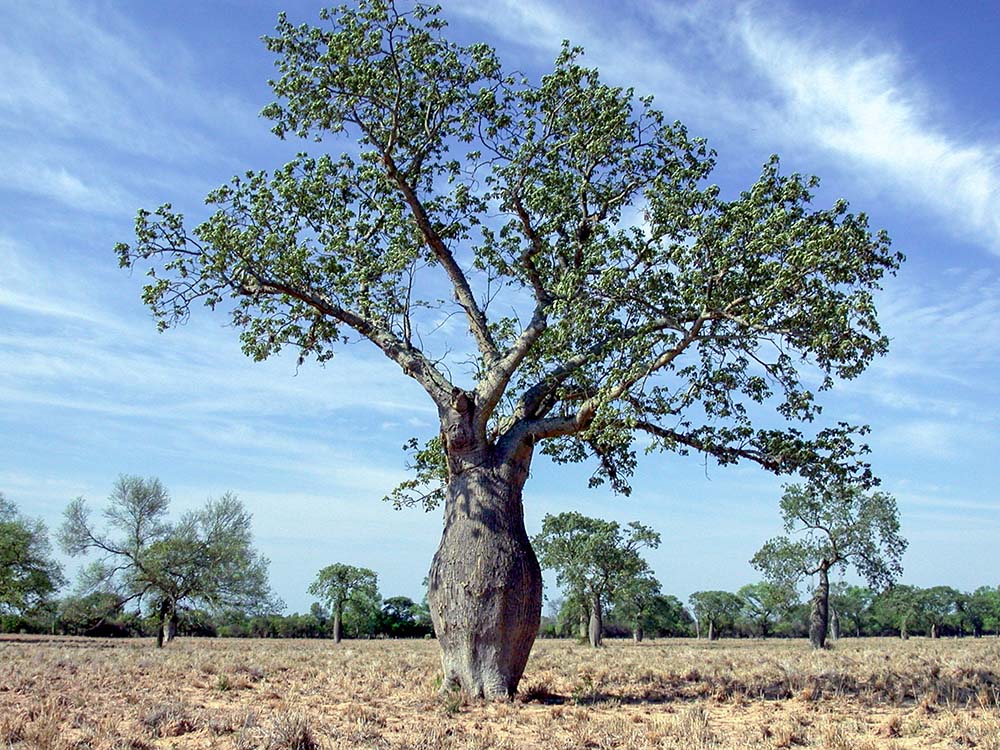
[115,1,901,697]
[534,512,659,647]
[59,476,277,646]
[307,563,379,643]
[751,481,906,649]
[0,493,65,618]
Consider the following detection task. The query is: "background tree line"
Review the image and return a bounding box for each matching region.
[4,484,999,643]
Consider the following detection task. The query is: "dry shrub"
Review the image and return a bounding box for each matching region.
[236,711,320,750]
[0,711,26,744]
[141,700,196,738]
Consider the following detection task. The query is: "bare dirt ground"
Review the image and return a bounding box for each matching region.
[1,634,999,749]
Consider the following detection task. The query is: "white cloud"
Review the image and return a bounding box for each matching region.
[734,11,1000,253]
[452,0,1000,255]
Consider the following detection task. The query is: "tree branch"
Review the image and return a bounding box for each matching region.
[382,152,499,366]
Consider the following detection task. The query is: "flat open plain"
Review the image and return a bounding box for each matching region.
[1,634,998,749]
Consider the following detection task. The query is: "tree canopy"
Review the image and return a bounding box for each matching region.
[117,1,900,500]
[0,493,65,616]
[308,562,379,643]
[59,475,278,646]
[751,482,907,589]
[534,511,659,646]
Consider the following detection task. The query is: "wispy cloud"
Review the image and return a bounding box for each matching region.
[452,0,1000,255]
[735,11,1000,254]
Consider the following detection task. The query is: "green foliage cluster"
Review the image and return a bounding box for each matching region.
[0,493,65,617]
[752,481,907,588]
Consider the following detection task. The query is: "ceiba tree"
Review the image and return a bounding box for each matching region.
[534,511,660,647]
[60,475,276,647]
[307,563,378,643]
[116,1,901,696]
[751,481,906,649]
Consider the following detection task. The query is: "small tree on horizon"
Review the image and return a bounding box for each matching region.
[751,481,906,649]
[612,569,662,643]
[689,590,742,640]
[534,512,659,647]
[308,563,379,643]
[737,580,799,638]
[1,493,65,620]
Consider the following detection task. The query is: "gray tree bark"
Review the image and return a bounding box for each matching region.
[809,565,830,649]
[332,608,343,644]
[708,620,717,641]
[588,597,603,648]
[633,624,644,643]
[427,407,541,699]
[829,606,840,641]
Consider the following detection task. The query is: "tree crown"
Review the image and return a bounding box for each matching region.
[116,0,902,500]
[751,481,907,590]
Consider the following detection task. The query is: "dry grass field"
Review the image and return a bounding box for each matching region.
[2,635,999,750]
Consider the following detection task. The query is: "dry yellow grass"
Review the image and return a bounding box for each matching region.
[2,634,999,749]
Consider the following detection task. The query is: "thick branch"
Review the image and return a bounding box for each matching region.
[382,153,499,365]
[632,420,783,473]
[246,271,454,407]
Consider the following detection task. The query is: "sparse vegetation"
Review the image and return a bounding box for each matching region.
[2,634,1000,749]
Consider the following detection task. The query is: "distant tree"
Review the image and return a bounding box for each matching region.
[56,591,136,637]
[612,569,661,642]
[0,493,65,619]
[751,481,906,649]
[870,585,924,638]
[689,590,742,640]
[59,475,278,646]
[534,512,660,647]
[645,594,695,638]
[116,0,901,699]
[377,595,433,637]
[308,563,379,643]
[966,586,1000,637]
[829,583,873,637]
[920,586,961,638]
[737,581,799,638]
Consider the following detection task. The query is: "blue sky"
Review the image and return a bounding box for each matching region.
[1,0,998,615]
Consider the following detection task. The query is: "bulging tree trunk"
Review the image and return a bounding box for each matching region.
[829,606,840,641]
[708,620,717,641]
[633,624,644,643]
[588,597,603,648]
[931,623,940,639]
[809,566,830,649]
[427,428,541,699]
